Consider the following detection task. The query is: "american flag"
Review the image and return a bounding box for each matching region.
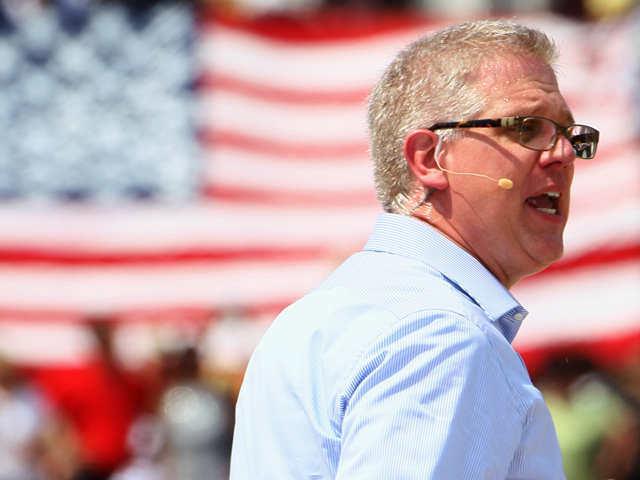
[0,7,638,376]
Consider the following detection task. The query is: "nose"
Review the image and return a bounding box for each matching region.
[539,133,575,169]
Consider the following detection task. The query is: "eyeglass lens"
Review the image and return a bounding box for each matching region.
[519,117,597,159]
[567,125,598,159]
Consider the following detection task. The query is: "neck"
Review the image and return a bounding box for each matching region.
[409,205,520,290]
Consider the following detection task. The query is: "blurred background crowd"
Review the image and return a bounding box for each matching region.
[0,0,639,479]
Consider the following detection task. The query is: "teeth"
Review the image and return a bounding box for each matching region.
[537,208,557,215]
[546,192,560,199]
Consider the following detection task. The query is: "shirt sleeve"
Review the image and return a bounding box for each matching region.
[335,309,522,480]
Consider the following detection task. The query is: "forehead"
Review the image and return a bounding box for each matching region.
[476,55,573,124]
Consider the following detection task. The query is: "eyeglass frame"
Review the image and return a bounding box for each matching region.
[427,116,600,160]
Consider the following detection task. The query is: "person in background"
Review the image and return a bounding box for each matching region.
[230,19,600,479]
[537,355,630,480]
[159,346,234,480]
[0,357,49,480]
[34,318,150,480]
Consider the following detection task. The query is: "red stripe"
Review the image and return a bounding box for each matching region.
[0,301,294,324]
[0,309,85,323]
[0,246,327,267]
[0,238,637,271]
[199,9,432,43]
[521,243,640,282]
[200,129,369,158]
[519,328,640,380]
[199,72,371,105]
[203,184,378,207]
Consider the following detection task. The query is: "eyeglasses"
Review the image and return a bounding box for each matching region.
[428,116,599,160]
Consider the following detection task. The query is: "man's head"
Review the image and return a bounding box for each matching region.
[368,20,559,214]
[368,20,597,288]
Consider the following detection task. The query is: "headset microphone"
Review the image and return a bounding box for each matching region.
[433,136,514,190]
[497,178,514,189]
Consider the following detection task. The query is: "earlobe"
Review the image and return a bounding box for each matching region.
[403,129,449,190]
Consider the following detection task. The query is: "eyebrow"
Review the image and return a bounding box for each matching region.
[514,98,574,125]
[530,107,574,126]
[560,110,576,126]
[519,113,576,127]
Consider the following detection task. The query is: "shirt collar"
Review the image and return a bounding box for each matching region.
[364,213,527,341]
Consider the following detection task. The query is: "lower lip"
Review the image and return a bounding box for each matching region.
[526,204,565,224]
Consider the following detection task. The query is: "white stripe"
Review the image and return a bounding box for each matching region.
[199,90,369,144]
[0,315,271,369]
[0,322,96,366]
[564,197,640,258]
[513,260,640,347]
[569,153,639,217]
[0,204,380,252]
[563,150,640,258]
[204,148,375,192]
[198,24,427,91]
[0,260,338,310]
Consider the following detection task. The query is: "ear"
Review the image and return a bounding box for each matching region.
[403,129,449,190]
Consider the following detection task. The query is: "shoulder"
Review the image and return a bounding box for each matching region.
[289,251,499,385]
[352,306,495,381]
[314,250,473,319]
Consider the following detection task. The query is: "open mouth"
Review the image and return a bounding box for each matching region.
[525,192,560,215]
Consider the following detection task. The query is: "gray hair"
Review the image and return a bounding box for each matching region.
[367,20,559,214]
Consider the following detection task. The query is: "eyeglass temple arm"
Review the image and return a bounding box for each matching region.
[428,117,518,131]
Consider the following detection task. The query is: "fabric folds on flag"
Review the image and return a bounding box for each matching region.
[0,9,638,372]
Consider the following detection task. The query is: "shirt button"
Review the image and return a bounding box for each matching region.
[514,312,525,321]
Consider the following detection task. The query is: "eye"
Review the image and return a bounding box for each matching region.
[520,118,544,137]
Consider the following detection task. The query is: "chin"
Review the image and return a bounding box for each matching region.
[530,240,565,271]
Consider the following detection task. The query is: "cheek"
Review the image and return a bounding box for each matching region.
[445,141,505,179]
[566,164,576,185]
[565,166,575,211]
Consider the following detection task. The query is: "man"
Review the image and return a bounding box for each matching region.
[230,20,599,479]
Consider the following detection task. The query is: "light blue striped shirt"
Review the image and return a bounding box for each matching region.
[230,213,565,479]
